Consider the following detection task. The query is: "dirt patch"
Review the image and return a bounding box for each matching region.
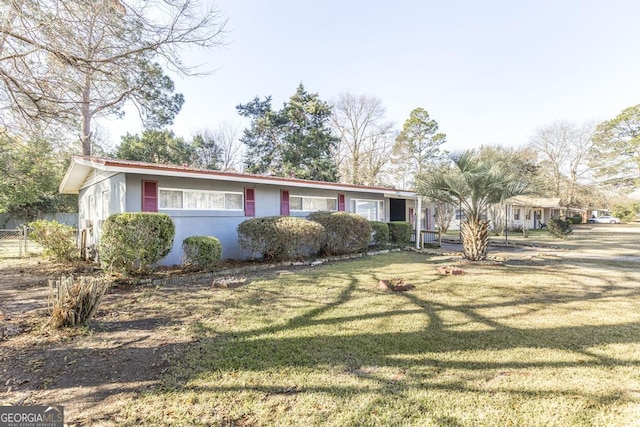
[0,258,212,426]
[377,278,415,291]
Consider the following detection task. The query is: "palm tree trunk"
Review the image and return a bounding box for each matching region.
[460,218,490,261]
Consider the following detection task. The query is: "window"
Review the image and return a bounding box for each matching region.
[423,208,430,230]
[290,195,337,212]
[101,191,110,219]
[455,209,463,220]
[88,195,94,219]
[525,209,531,220]
[159,188,243,210]
[351,199,384,221]
[410,208,429,229]
[514,208,521,221]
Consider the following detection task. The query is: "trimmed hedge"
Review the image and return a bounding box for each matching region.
[308,211,372,255]
[28,220,78,262]
[370,221,389,247]
[547,218,573,238]
[567,214,582,225]
[99,213,175,274]
[238,216,325,261]
[388,221,412,244]
[183,236,222,271]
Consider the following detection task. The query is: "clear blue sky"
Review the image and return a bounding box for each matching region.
[103,0,640,152]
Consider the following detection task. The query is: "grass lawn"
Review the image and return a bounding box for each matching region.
[111,250,640,426]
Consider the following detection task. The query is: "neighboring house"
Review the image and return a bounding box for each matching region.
[59,156,432,265]
[444,197,563,231]
[506,196,562,229]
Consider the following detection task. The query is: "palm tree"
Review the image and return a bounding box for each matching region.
[416,150,530,261]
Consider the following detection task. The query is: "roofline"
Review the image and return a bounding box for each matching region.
[61,156,418,198]
[508,196,562,208]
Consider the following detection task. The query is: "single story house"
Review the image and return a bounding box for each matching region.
[59,156,433,265]
[506,196,562,229]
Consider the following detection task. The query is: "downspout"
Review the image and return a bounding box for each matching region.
[415,196,422,249]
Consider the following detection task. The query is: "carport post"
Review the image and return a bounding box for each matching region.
[415,196,422,249]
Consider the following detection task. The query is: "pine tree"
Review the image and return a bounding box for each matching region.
[237,84,338,182]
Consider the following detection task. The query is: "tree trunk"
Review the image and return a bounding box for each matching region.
[460,218,490,261]
[80,74,93,156]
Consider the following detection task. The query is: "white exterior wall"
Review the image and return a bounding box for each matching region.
[78,172,126,255]
[72,169,426,266]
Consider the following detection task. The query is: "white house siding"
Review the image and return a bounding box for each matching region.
[60,157,425,266]
[122,175,405,265]
[126,174,249,264]
[78,173,126,254]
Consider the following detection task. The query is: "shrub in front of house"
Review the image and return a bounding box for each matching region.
[182,236,222,271]
[99,213,175,274]
[547,218,573,238]
[308,211,372,255]
[567,214,583,224]
[238,216,325,261]
[28,219,78,262]
[388,221,412,244]
[370,221,390,247]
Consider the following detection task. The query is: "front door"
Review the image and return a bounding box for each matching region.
[389,198,406,221]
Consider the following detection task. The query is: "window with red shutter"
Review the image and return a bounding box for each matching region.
[281,190,290,216]
[338,194,345,211]
[244,188,255,217]
[142,180,158,212]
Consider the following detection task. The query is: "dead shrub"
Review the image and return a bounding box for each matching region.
[48,276,110,328]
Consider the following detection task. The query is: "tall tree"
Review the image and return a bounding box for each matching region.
[416,150,530,261]
[114,129,194,165]
[529,120,595,206]
[237,84,339,182]
[191,122,243,171]
[191,131,223,170]
[331,93,395,185]
[214,121,244,171]
[392,108,446,184]
[0,0,225,155]
[0,134,76,219]
[590,105,640,188]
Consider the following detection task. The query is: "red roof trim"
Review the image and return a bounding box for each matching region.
[77,156,402,193]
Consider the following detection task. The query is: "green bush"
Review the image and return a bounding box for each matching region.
[612,203,638,223]
[183,236,222,270]
[370,221,389,247]
[567,214,582,224]
[547,218,573,238]
[99,213,175,274]
[388,221,412,244]
[238,216,325,261]
[28,220,78,262]
[308,211,372,255]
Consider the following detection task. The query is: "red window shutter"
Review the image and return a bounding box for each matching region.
[338,194,345,211]
[142,180,158,212]
[425,208,430,229]
[281,190,290,216]
[409,208,415,227]
[244,188,255,217]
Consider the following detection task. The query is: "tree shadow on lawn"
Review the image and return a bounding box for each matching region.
[6,253,639,423]
[164,260,640,401]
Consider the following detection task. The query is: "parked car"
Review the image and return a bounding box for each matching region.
[589,215,621,224]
